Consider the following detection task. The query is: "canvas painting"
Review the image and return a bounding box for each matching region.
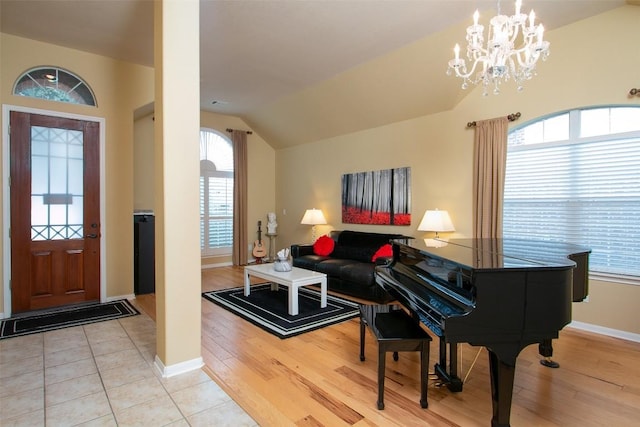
[341,167,411,225]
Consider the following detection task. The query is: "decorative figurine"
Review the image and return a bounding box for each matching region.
[267,212,277,234]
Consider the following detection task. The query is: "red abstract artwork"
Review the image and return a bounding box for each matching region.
[341,167,411,226]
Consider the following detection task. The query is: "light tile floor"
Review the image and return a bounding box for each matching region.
[0,305,257,427]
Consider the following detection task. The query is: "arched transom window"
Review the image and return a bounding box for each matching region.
[13,66,97,106]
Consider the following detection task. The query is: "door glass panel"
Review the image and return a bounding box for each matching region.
[50,157,68,192]
[31,126,84,241]
[31,137,48,155]
[68,159,83,194]
[31,196,47,228]
[31,156,48,193]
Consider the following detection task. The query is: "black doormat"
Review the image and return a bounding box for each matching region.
[202,283,359,339]
[0,300,139,340]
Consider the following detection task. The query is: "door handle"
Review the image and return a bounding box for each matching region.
[85,233,98,239]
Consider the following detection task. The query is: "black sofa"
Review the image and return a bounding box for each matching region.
[290,230,410,303]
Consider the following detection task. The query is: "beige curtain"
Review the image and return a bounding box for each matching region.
[231,130,248,265]
[472,117,509,239]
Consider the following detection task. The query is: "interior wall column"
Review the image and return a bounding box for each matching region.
[153,0,202,376]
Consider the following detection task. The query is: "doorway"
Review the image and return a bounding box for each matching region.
[6,109,104,314]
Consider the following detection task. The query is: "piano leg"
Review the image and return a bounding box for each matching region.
[450,342,459,380]
[538,339,560,368]
[434,338,463,392]
[360,315,366,362]
[488,350,516,427]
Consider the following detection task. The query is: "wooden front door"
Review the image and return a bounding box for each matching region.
[10,111,101,314]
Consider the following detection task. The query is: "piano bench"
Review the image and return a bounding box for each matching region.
[359,304,432,410]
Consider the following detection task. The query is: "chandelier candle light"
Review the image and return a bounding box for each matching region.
[447,0,550,96]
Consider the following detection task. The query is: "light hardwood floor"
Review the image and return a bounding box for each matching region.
[138,266,640,426]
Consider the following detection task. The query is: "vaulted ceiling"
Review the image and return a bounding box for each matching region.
[1,0,631,148]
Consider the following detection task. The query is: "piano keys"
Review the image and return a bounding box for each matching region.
[375,238,590,427]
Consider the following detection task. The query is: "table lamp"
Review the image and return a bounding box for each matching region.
[417,209,455,247]
[301,208,327,242]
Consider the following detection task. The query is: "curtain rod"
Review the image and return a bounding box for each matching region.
[226,128,253,135]
[466,112,521,128]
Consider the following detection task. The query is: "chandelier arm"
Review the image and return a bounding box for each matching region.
[508,25,521,45]
[510,45,532,55]
[454,57,486,80]
[467,49,488,65]
[513,48,535,68]
[513,52,527,69]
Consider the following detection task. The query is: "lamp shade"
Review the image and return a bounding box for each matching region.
[417,209,455,232]
[301,208,327,225]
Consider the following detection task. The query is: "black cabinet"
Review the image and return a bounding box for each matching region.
[134,214,155,294]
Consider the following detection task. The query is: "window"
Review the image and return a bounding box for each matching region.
[200,129,233,256]
[504,107,640,282]
[14,66,96,106]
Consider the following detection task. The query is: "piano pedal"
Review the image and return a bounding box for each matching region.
[540,357,560,368]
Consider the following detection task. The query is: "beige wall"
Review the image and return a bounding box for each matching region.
[0,33,155,312]
[275,6,640,336]
[133,112,155,211]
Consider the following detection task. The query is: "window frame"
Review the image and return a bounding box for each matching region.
[504,106,640,285]
[199,128,233,257]
[13,66,97,106]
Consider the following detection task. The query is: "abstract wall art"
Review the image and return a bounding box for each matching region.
[341,167,411,225]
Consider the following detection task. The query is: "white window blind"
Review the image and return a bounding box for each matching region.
[199,129,233,256]
[504,107,640,280]
[206,175,233,248]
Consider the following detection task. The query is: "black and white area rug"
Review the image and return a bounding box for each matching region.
[202,283,360,339]
[0,299,140,339]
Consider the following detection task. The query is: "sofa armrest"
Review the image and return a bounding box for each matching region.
[290,244,314,258]
[375,256,394,267]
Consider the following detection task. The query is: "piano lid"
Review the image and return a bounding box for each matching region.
[397,238,588,271]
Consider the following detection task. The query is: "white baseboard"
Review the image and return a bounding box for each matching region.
[568,321,640,343]
[202,261,233,270]
[154,355,204,378]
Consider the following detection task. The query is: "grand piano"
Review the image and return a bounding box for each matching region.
[375,238,590,427]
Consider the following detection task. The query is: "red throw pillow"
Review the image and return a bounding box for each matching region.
[371,243,393,262]
[313,235,335,256]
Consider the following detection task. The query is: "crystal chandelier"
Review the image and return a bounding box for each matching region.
[447,0,550,96]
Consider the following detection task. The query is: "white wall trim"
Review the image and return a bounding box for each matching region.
[201,261,233,270]
[154,355,204,378]
[568,321,640,343]
[2,105,107,317]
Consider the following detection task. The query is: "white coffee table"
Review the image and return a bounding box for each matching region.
[244,264,327,316]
